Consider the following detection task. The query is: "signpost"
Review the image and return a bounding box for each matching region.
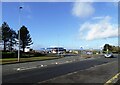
[80,47,83,57]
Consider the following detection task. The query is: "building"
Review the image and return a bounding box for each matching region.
[46,47,66,54]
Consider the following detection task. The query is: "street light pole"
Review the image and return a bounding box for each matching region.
[80,47,83,57]
[57,34,59,57]
[18,6,22,62]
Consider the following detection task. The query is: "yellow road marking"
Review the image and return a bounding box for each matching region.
[104,72,120,85]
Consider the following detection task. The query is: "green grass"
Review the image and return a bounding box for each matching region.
[0,56,59,64]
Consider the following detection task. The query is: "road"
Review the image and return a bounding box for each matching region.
[2,54,118,84]
[116,79,120,84]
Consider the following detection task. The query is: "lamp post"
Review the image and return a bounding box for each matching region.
[100,47,103,55]
[18,6,23,62]
[80,47,83,57]
[57,34,59,57]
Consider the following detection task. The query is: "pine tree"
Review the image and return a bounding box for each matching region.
[18,25,33,52]
[2,22,11,51]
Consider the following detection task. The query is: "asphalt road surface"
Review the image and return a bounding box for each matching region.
[2,54,118,84]
[116,79,120,84]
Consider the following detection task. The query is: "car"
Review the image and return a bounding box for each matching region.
[104,53,114,58]
[52,47,66,54]
[86,51,92,55]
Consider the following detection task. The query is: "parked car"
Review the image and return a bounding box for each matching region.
[46,47,66,54]
[52,47,66,54]
[104,53,114,58]
[86,51,92,55]
[46,48,53,53]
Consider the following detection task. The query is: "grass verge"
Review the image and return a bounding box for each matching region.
[0,56,59,65]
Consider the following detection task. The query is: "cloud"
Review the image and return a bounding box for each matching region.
[72,2,95,18]
[92,16,105,20]
[79,16,118,40]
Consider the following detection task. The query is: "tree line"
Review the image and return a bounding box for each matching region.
[0,22,33,52]
[103,44,120,53]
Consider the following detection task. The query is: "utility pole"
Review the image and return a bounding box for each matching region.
[80,47,83,57]
[18,6,23,62]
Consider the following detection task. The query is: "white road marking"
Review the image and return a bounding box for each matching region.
[41,65,44,67]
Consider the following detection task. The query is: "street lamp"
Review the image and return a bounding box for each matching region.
[80,47,83,57]
[18,6,23,62]
[57,34,59,57]
[100,47,103,55]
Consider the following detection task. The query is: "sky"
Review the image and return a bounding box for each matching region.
[2,2,118,50]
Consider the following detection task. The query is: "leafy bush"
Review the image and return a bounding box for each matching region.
[34,52,46,57]
[2,52,16,58]
[21,52,46,58]
[45,53,57,57]
[2,51,47,58]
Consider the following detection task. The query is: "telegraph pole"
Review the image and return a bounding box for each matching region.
[18,6,23,62]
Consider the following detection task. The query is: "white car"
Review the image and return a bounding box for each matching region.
[104,53,113,58]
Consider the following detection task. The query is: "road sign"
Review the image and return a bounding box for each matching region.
[80,47,83,51]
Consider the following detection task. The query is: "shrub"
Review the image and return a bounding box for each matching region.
[34,52,46,57]
[2,51,47,58]
[2,51,16,58]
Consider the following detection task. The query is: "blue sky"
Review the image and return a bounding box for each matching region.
[2,2,118,50]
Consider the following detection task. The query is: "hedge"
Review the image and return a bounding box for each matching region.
[2,52,17,58]
[2,51,47,58]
